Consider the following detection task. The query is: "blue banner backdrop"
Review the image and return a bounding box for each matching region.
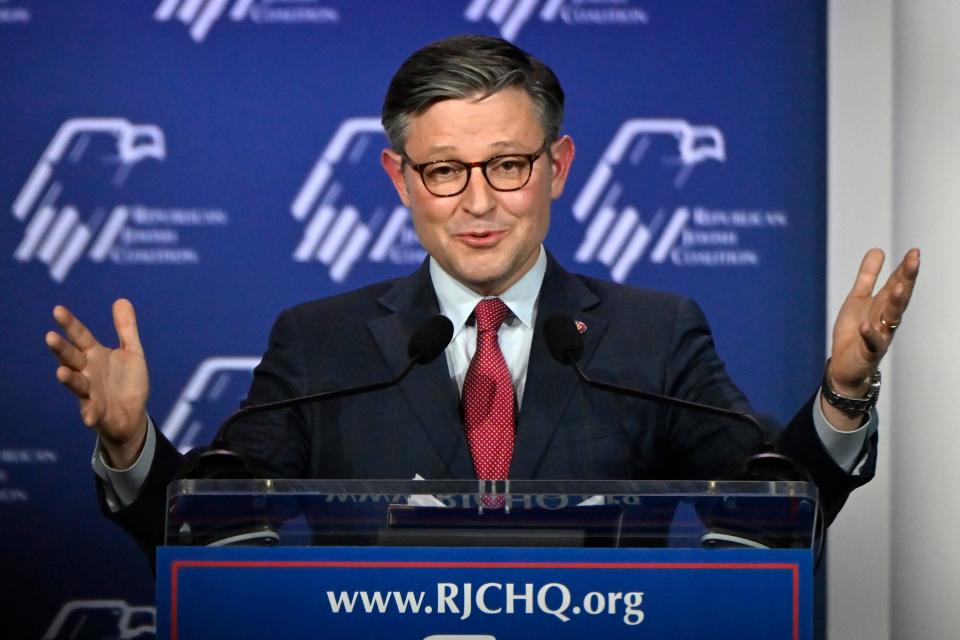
[0,1,825,637]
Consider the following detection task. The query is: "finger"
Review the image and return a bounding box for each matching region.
[875,285,905,331]
[45,331,87,371]
[889,248,921,307]
[849,249,886,298]
[52,305,99,351]
[876,250,921,328]
[79,405,102,429]
[881,248,920,294]
[56,365,90,398]
[112,298,143,354]
[898,247,921,281]
[858,321,887,356]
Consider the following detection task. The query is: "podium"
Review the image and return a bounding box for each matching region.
[157,479,819,639]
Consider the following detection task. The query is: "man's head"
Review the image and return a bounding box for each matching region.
[380,35,575,296]
[381,35,565,153]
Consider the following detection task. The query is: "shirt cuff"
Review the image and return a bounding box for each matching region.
[90,416,157,511]
[811,390,878,474]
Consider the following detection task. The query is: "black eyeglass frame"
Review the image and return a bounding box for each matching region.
[401,141,550,198]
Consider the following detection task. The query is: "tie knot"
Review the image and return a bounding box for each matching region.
[473,298,511,333]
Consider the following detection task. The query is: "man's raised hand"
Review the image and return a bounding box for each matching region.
[823,248,920,429]
[46,299,150,468]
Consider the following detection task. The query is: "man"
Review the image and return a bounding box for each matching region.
[46,36,918,551]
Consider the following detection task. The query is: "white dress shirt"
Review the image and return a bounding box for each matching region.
[429,247,547,409]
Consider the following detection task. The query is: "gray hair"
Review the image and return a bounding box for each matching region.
[381,35,565,152]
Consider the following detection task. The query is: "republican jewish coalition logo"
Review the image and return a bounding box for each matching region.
[464,0,649,41]
[43,600,155,640]
[12,118,164,282]
[0,0,31,23]
[154,0,340,42]
[291,118,425,283]
[161,357,260,453]
[571,118,789,282]
[11,117,230,283]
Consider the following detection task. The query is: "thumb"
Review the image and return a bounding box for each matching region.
[112,298,143,354]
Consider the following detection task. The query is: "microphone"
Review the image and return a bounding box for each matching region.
[181,314,454,479]
[407,313,457,364]
[543,314,770,446]
[544,313,584,365]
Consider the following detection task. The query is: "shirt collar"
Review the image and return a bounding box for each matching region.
[429,246,547,337]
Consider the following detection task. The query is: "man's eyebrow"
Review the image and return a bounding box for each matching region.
[423,140,526,156]
[423,144,458,155]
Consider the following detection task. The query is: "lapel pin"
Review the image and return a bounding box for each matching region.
[575,320,587,334]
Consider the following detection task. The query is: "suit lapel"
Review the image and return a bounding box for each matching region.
[367,262,475,478]
[510,256,608,479]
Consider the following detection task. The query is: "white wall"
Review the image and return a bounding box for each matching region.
[827,2,893,639]
[829,1,960,638]
[891,1,960,637]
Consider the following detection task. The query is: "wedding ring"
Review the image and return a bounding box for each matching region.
[880,315,900,330]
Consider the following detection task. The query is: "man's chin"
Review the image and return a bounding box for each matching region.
[445,247,540,295]
[450,263,513,296]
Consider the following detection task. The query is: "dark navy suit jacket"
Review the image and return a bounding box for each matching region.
[103,254,876,551]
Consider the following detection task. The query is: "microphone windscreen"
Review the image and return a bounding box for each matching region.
[407,314,455,364]
[544,314,584,364]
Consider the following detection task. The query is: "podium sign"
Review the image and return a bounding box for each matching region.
[159,479,817,639]
[157,545,810,640]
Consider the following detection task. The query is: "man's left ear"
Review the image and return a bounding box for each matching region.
[381,148,412,207]
[549,135,575,199]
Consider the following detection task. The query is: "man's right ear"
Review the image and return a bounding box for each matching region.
[381,149,411,208]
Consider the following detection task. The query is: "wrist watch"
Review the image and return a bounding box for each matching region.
[821,357,881,417]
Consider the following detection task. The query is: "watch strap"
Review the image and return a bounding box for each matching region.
[821,358,881,417]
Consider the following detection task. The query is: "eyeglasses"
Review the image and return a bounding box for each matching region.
[402,142,548,197]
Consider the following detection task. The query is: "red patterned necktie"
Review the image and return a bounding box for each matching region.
[462,297,515,481]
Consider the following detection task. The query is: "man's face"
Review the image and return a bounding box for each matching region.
[381,88,574,296]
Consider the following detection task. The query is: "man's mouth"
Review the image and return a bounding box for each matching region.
[455,230,506,247]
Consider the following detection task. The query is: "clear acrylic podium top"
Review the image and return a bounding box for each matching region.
[165,478,819,550]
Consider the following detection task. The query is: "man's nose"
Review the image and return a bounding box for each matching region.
[459,166,496,215]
